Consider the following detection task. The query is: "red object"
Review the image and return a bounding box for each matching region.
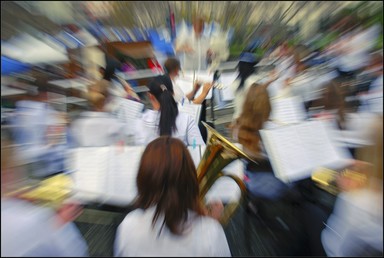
[147,58,163,73]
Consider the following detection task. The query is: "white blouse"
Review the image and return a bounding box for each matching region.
[114,206,231,257]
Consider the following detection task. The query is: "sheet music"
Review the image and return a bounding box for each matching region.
[269,96,307,125]
[72,147,111,196]
[70,141,247,206]
[116,98,144,124]
[260,121,352,183]
[175,78,213,100]
[178,102,201,124]
[106,146,146,204]
[219,72,237,101]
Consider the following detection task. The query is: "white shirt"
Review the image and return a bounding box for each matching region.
[114,206,231,257]
[70,111,126,147]
[129,109,204,146]
[176,30,211,71]
[321,188,383,256]
[172,79,187,104]
[230,74,265,121]
[1,198,88,257]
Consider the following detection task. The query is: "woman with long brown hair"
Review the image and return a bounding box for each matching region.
[232,83,272,160]
[114,136,230,257]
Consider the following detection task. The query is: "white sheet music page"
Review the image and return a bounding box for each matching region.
[219,72,237,101]
[260,121,352,183]
[121,98,144,119]
[269,96,307,125]
[178,102,201,124]
[117,98,144,124]
[175,76,213,99]
[106,146,146,205]
[71,147,111,200]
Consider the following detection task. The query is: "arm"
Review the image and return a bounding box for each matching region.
[192,82,213,105]
[115,75,141,101]
[185,81,202,101]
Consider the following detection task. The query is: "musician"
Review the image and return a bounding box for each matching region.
[231,83,271,160]
[128,75,204,146]
[299,115,383,256]
[175,16,212,71]
[114,136,230,257]
[1,132,88,257]
[163,57,213,105]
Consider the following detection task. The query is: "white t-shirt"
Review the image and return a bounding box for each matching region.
[321,188,383,256]
[129,109,204,146]
[172,79,187,104]
[176,30,211,71]
[114,206,231,257]
[1,198,88,257]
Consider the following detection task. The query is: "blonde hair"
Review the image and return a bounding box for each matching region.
[235,83,271,159]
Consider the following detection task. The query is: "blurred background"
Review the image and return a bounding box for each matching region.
[1,1,383,257]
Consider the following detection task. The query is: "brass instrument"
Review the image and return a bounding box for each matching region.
[312,167,368,195]
[197,122,256,225]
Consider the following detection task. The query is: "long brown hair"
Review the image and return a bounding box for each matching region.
[134,136,205,235]
[236,83,271,158]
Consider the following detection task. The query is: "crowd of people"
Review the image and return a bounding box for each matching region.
[1,12,383,257]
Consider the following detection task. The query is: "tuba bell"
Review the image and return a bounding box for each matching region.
[197,122,257,225]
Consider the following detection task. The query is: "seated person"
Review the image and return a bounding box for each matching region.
[231,83,271,161]
[300,115,383,256]
[129,75,204,146]
[114,136,230,257]
[1,132,88,257]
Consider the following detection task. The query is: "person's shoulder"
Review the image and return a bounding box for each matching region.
[192,214,225,232]
[118,208,149,230]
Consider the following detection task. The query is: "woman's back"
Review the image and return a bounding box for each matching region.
[114,206,230,257]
